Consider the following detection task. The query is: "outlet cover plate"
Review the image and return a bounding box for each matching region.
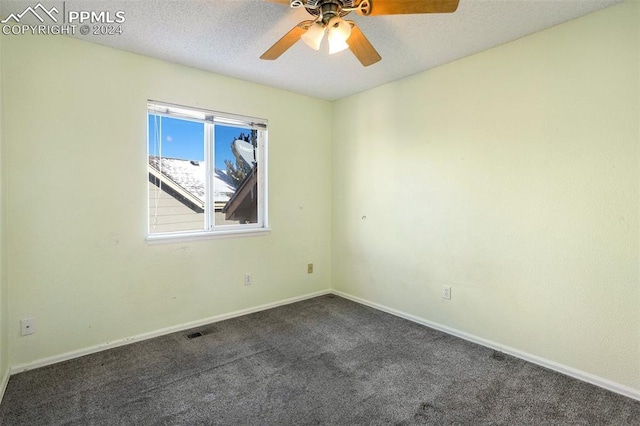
[21,318,35,336]
[443,286,452,300]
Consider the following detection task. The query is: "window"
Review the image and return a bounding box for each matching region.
[147,101,268,239]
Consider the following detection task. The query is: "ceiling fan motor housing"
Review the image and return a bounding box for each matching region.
[301,0,356,22]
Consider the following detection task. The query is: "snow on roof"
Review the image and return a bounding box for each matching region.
[148,156,236,202]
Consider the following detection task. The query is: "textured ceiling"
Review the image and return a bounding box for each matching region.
[3,0,623,100]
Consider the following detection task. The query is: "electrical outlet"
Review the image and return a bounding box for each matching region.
[21,318,35,336]
[307,263,314,274]
[443,286,452,300]
[244,273,253,286]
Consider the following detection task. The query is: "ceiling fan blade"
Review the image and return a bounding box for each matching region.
[260,21,313,60]
[364,0,459,16]
[346,22,381,67]
[263,0,292,4]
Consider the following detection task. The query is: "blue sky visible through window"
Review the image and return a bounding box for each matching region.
[148,115,246,170]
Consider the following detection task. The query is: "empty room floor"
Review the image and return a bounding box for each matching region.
[0,295,638,425]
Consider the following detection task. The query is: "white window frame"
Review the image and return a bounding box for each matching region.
[146,100,269,242]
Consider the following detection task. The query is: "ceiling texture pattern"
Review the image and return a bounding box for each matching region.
[2,0,623,100]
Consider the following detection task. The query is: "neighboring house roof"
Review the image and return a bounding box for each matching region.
[149,156,257,222]
[148,156,236,210]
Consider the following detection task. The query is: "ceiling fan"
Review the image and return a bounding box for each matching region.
[261,0,460,66]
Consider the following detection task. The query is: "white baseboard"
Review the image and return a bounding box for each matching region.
[10,289,330,375]
[0,366,9,404]
[7,288,638,403]
[331,289,640,402]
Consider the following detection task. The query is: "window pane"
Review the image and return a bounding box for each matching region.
[214,125,258,226]
[148,114,206,234]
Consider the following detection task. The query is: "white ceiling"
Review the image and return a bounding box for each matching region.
[3,0,623,100]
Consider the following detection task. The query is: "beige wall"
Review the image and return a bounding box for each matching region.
[332,1,639,391]
[0,31,7,387]
[3,34,332,366]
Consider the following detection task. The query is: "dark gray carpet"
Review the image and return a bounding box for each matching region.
[0,295,638,425]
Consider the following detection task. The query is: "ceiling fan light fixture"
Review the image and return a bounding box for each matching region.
[327,17,352,54]
[301,22,325,51]
[328,37,349,54]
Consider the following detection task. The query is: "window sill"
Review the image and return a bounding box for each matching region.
[146,227,271,244]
